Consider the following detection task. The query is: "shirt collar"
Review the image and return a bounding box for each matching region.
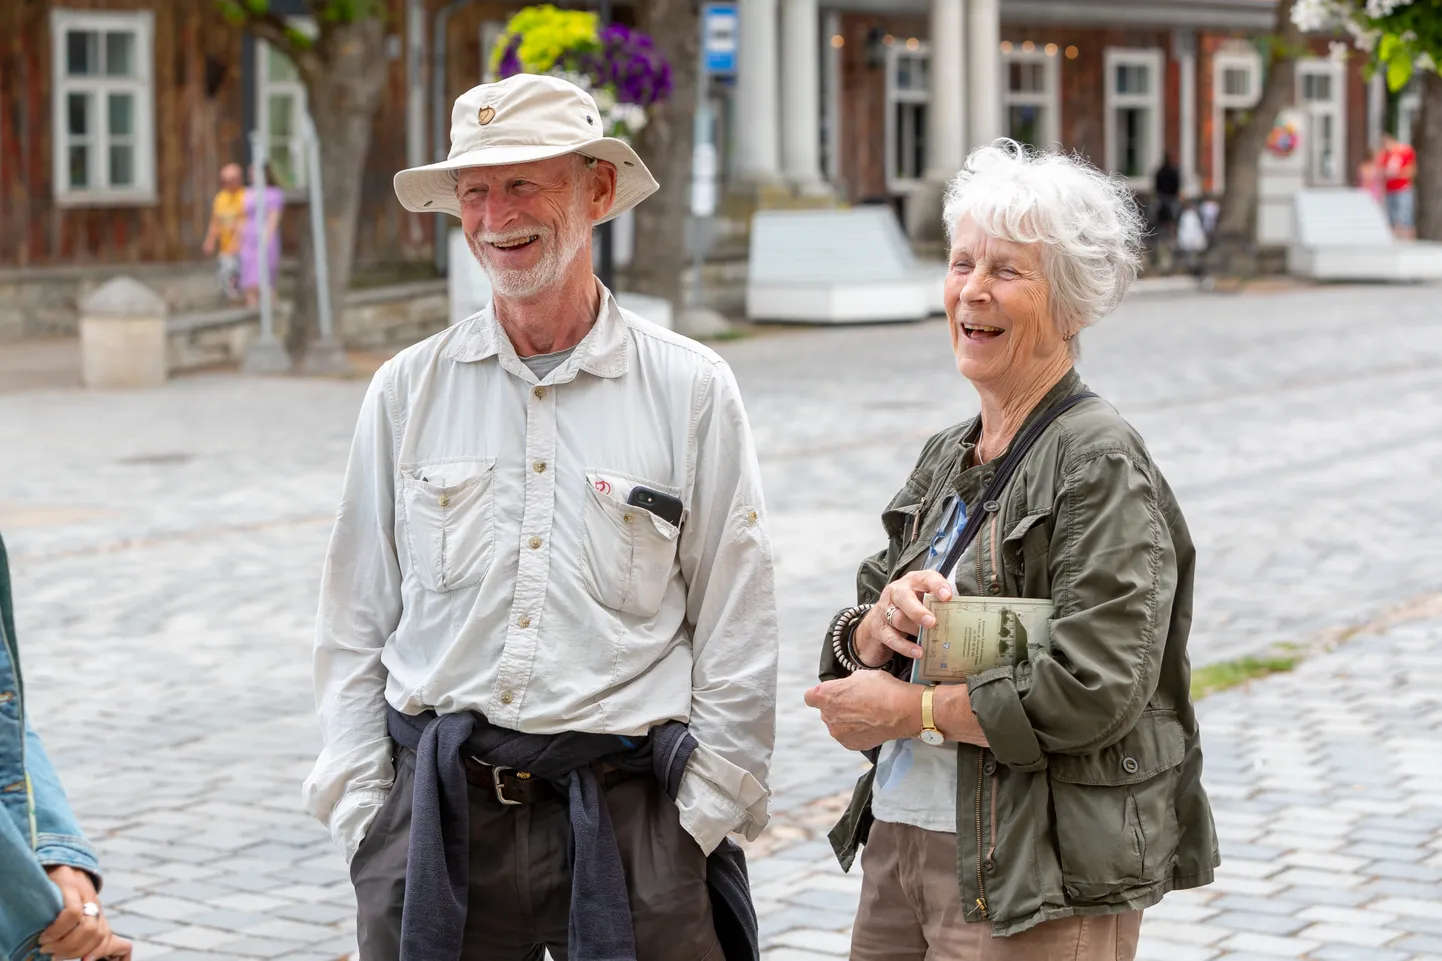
[445,282,631,383]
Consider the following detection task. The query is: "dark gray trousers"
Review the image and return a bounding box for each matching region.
[351,746,722,961]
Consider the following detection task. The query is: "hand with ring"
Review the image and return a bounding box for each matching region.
[852,570,954,667]
[39,865,116,961]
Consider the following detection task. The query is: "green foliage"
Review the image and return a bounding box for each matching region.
[1190,655,1297,700]
[1363,0,1441,91]
[216,0,385,46]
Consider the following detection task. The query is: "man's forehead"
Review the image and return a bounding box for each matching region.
[457,156,578,184]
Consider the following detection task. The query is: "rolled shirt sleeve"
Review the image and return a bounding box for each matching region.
[674,362,779,854]
[968,450,1177,767]
[301,366,405,861]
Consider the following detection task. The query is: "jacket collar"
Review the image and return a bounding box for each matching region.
[446,281,630,383]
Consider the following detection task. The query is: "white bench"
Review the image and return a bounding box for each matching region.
[746,207,945,324]
[1288,188,1442,282]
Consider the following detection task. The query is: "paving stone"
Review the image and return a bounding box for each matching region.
[1206,912,1308,936]
[1294,922,1403,947]
[1216,931,1320,957]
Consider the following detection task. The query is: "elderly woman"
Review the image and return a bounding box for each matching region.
[805,142,1218,960]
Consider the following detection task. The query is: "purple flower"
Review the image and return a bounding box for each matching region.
[499,34,523,79]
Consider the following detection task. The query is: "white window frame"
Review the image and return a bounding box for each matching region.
[1001,49,1060,149]
[50,8,156,206]
[256,19,316,196]
[1211,48,1262,194]
[1296,58,1347,186]
[1104,47,1164,187]
[885,41,930,193]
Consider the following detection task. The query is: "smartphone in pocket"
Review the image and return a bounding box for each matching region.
[626,486,684,527]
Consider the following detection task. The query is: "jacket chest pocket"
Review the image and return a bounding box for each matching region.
[581,472,681,617]
[400,458,497,593]
[1000,510,1052,595]
[1046,712,1186,903]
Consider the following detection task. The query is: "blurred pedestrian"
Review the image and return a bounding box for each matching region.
[1378,132,1417,240]
[807,142,1216,961]
[1177,199,1213,290]
[201,163,245,303]
[0,533,131,961]
[1152,153,1181,247]
[1199,194,1220,238]
[239,163,285,308]
[305,74,775,961]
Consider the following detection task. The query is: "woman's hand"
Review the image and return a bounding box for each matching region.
[852,571,954,666]
[805,669,923,751]
[40,865,114,961]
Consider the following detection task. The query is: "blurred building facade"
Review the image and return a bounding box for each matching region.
[0,0,1412,311]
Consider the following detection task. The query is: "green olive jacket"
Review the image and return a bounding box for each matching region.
[820,369,1218,937]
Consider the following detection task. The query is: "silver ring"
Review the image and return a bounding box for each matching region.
[81,902,100,919]
[885,605,898,626]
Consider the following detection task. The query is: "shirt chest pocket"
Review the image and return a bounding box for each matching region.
[580,471,681,617]
[400,458,497,593]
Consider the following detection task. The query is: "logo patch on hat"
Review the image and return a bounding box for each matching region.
[478,106,496,126]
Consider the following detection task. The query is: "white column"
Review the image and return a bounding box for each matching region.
[1179,50,1198,196]
[780,0,827,193]
[924,0,967,181]
[966,0,1001,148]
[735,0,782,183]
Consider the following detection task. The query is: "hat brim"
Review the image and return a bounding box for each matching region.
[393,138,659,225]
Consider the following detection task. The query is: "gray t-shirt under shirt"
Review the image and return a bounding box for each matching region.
[520,346,577,381]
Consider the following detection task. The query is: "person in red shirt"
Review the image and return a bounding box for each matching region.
[1378,132,1418,240]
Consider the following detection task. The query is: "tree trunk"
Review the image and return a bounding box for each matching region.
[1416,69,1442,242]
[627,0,699,322]
[286,18,388,356]
[1211,0,1301,254]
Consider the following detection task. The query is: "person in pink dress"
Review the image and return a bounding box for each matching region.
[239,164,286,308]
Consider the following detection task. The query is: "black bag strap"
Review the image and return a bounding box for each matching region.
[936,392,1097,582]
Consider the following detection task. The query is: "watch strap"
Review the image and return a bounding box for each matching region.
[920,684,937,733]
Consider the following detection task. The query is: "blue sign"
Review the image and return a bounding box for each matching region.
[703,2,737,75]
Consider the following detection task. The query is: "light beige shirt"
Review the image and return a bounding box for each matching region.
[302,289,778,861]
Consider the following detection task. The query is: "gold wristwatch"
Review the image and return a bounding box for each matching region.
[919,684,945,746]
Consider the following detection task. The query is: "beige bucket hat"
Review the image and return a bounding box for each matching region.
[393,74,659,224]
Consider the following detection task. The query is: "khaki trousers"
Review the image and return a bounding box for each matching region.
[850,820,1142,961]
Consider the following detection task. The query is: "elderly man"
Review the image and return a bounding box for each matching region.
[302,74,777,961]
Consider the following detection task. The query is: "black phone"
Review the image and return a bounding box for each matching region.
[627,486,684,527]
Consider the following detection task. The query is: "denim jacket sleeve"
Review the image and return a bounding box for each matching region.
[23,718,101,885]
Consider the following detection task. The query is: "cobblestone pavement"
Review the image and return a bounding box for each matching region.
[1,282,1440,960]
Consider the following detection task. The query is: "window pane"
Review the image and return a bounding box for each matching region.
[109,144,135,187]
[108,93,134,136]
[268,144,297,188]
[67,92,90,136]
[1010,62,1044,94]
[1008,104,1044,147]
[1117,107,1150,177]
[266,46,299,83]
[67,30,98,76]
[105,31,135,76]
[69,145,89,188]
[1224,67,1250,98]
[1115,63,1149,95]
[1303,74,1332,102]
[267,94,295,138]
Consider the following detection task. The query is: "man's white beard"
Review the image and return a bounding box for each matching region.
[468,208,591,299]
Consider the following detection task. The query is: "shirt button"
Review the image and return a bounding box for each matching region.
[438,494,451,508]
[533,386,546,400]
[518,615,532,629]
[747,510,758,524]
[499,691,514,705]
[622,512,634,524]
[533,461,547,473]
[528,536,542,550]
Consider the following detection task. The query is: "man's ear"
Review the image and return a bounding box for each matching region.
[590,160,619,220]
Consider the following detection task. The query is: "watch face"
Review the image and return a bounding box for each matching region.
[919,729,945,746]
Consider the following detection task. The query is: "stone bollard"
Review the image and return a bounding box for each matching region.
[78,276,169,389]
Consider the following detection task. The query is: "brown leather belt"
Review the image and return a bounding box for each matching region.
[462,757,637,806]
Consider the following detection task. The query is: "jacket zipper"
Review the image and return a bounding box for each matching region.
[974,750,988,918]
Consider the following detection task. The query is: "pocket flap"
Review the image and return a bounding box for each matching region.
[1002,510,1051,545]
[1048,712,1185,786]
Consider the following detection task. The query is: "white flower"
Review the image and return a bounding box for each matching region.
[1292,0,1352,32]
[1329,40,1351,64]
[1364,0,1413,16]
[1418,51,1438,71]
[1344,19,1382,52]
[592,86,616,112]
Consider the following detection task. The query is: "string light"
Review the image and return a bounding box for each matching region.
[831,34,844,48]
[1045,43,1058,57]
[883,33,896,46]
[1000,40,1013,53]
[1065,45,1079,59]
[905,37,920,51]
[1022,40,1035,53]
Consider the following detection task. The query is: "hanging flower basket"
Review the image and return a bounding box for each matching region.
[489,5,673,144]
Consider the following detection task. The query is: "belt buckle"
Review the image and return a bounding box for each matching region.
[491,765,523,806]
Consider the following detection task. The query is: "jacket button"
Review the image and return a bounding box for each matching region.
[983,759,997,775]
[1122,756,1140,775]
[983,500,1000,513]
[988,584,1002,595]
[984,859,996,873]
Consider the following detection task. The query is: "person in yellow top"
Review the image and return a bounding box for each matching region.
[202,163,245,303]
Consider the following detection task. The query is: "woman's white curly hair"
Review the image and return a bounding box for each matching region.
[942,140,1146,357]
